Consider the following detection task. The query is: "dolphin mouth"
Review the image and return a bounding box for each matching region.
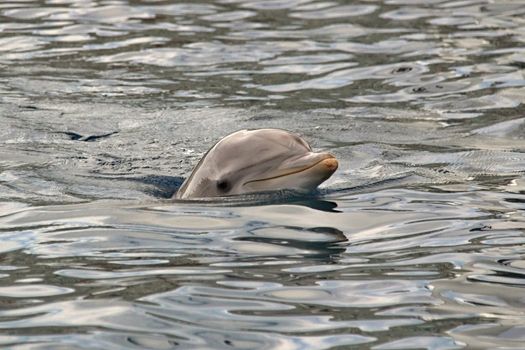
[243,152,338,187]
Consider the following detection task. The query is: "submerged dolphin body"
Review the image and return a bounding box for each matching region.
[174,129,338,199]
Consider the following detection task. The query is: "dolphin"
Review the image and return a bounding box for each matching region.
[174,129,338,199]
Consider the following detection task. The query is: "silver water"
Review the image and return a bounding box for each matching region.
[1,0,525,349]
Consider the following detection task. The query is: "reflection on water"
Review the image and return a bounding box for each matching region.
[1,189,525,349]
[1,0,524,109]
[1,0,525,349]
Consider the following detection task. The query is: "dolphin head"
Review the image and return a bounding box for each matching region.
[174,129,338,199]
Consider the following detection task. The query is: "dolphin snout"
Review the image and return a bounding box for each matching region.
[319,155,338,173]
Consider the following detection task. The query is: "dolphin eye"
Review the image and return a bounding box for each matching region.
[216,180,230,192]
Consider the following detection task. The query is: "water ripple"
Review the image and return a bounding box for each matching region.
[1,0,525,348]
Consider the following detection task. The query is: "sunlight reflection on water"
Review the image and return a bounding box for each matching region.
[1,0,525,349]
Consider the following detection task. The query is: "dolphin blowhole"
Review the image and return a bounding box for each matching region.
[174,129,338,199]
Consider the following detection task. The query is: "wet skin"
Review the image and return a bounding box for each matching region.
[174,129,338,199]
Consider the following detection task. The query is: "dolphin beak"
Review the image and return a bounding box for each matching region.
[299,153,338,184]
[318,155,339,173]
[242,152,338,192]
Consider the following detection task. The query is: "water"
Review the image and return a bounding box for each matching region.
[1,0,525,348]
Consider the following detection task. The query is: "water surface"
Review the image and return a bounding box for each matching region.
[1,0,525,349]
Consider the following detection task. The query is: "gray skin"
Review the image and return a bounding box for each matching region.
[174,129,338,199]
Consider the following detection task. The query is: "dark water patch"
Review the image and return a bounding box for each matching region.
[59,131,119,142]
